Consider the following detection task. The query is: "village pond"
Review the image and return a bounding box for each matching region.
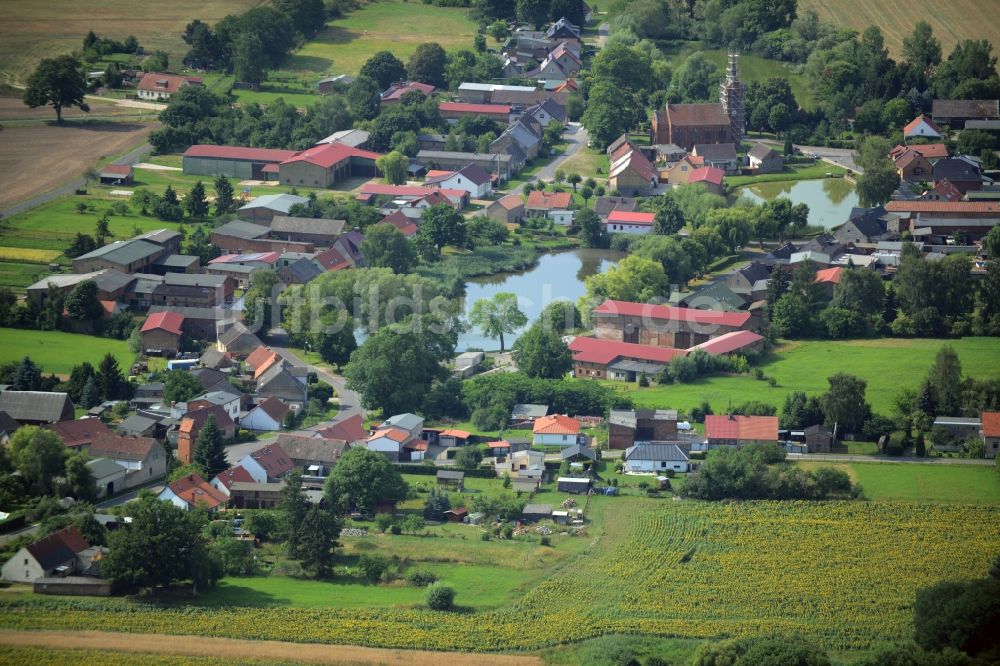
[458,248,623,351]
[738,177,859,229]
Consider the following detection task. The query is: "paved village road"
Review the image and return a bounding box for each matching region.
[507,123,590,194]
[747,137,862,174]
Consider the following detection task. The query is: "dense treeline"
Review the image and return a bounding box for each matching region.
[682,443,860,501]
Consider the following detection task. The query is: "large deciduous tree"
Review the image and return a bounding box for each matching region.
[9,427,68,496]
[821,373,871,434]
[23,55,89,123]
[324,447,408,513]
[361,223,415,273]
[469,292,527,352]
[360,51,406,91]
[102,495,220,593]
[511,323,572,379]
[375,150,408,185]
[406,43,447,88]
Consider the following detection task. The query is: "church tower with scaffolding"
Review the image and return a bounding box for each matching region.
[719,51,744,146]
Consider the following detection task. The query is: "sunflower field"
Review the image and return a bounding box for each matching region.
[1,499,996,654]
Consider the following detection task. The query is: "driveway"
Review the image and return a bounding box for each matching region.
[745,138,862,175]
[508,123,590,194]
[597,23,609,47]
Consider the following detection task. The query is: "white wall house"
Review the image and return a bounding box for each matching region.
[604,211,654,235]
[429,168,493,198]
[532,415,582,447]
[623,443,690,473]
[365,428,410,462]
[240,397,289,432]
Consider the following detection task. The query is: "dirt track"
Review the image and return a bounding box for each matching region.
[0,630,543,665]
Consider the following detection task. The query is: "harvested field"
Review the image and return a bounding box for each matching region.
[0,0,259,84]
[0,120,156,209]
[798,0,1000,57]
[0,630,542,666]
[0,92,153,122]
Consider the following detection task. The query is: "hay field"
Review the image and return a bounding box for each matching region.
[798,0,1000,56]
[0,0,260,84]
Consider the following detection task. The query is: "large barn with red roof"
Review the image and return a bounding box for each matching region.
[140,311,185,356]
[591,299,754,349]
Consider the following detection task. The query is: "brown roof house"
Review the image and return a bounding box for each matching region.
[177,406,236,464]
[238,442,295,483]
[609,146,658,196]
[485,194,526,225]
[86,435,167,489]
[158,473,228,512]
[1,526,91,583]
[255,361,308,405]
[273,433,352,477]
[526,190,575,225]
[137,72,202,101]
[931,99,999,127]
[652,103,732,150]
[46,418,114,449]
[748,144,783,173]
[242,396,291,432]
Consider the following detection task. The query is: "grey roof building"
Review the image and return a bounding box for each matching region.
[624,443,690,462]
[72,239,165,273]
[0,391,74,425]
[213,220,272,241]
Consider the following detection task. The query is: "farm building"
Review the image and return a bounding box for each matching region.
[623,443,690,473]
[608,146,657,196]
[526,190,574,225]
[560,445,597,463]
[510,403,548,427]
[99,164,133,185]
[269,216,345,245]
[0,391,73,425]
[443,508,469,522]
[439,102,512,124]
[182,145,296,180]
[521,504,552,522]
[238,194,310,224]
[86,435,167,489]
[704,414,779,447]
[557,477,592,494]
[485,194,526,225]
[804,424,835,453]
[608,409,679,450]
[140,310,184,356]
[591,299,752,348]
[931,99,999,127]
[380,81,435,105]
[982,412,1000,459]
[278,142,382,188]
[229,481,285,509]
[415,150,513,178]
[569,336,685,381]
[72,239,166,274]
[688,166,725,195]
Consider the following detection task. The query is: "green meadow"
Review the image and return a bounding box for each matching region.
[796,461,1000,504]
[610,337,1000,415]
[0,329,133,376]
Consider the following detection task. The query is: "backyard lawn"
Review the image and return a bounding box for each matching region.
[0,329,133,376]
[610,337,1000,415]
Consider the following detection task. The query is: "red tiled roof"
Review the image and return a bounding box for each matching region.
[982,412,1000,438]
[182,144,296,162]
[526,190,572,210]
[610,148,657,182]
[903,114,943,136]
[101,164,132,175]
[705,414,779,442]
[689,166,725,186]
[884,201,1000,213]
[245,346,275,371]
[568,336,686,365]
[212,465,254,490]
[254,352,283,379]
[247,442,294,477]
[167,472,228,510]
[925,179,963,202]
[46,418,113,448]
[181,405,235,432]
[487,440,510,448]
[141,311,184,336]
[892,143,949,160]
[313,246,352,271]
[361,184,440,197]
[592,299,752,328]
[369,427,410,443]
[137,72,201,94]
[493,194,524,211]
[316,414,368,442]
[440,429,471,439]
[281,142,382,169]
[381,81,435,102]
[439,102,512,115]
[380,211,418,237]
[689,330,763,355]
[894,150,930,170]
[533,414,581,435]
[814,267,843,284]
[606,210,654,225]
[666,103,730,127]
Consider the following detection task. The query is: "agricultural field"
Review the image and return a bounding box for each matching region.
[0,0,259,85]
[798,0,1000,58]
[612,337,1000,415]
[0,91,157,124]
[0,329,133,376]
[795,461,1000,504]
[0,120,157,212]
[270,0,478,81]
[1,499,996,657]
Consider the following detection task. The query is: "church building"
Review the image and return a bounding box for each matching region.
[651,52,744,150]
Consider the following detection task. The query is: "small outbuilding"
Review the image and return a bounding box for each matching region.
[436,469,465,489]
[557,477,592,494]
[443,508,469,522]
[99,164,134,185]
[521,503,553,522]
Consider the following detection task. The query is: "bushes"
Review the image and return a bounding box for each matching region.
[357,554,393,582]
[657,350,751,384]
[426,582,456,610]
[407,570,438,587]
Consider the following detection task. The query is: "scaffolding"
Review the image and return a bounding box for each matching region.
[720,51,744,146]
